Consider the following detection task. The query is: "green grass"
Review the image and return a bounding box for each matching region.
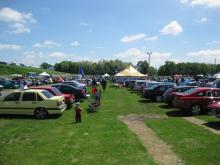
[146,118,220,165]
[0,86,157,165]
[1,85,220,165]
[0,64,65,76]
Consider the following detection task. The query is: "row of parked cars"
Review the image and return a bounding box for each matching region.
[0,80,89,119]
[129,79,220,118]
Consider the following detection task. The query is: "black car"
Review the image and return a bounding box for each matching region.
[163,86,197,106]
[52,84,87,100]
[143,83,175,102]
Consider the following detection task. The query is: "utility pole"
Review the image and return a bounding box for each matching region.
[146,51,152,66]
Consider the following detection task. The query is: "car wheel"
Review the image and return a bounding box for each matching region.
[191,104,201,115]
[67,103,73,109]
[35,108,48,119]
[156,96,162,102]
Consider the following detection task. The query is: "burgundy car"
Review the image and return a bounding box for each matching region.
[208,101,220,118]
[173,88,220,115]
[30,86,75,109]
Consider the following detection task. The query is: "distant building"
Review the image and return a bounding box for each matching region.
[20,64,25,67]
[47,66,55,71]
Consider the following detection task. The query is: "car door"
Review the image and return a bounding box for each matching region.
[0,92,22,114]
[20,92,37,114]
[200,90,214,110]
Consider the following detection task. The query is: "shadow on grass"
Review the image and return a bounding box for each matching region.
[0,114,61,120]
[166,110,191,117]
[138,99,154,103]
[204,121,220,131]
[160,104,173,109]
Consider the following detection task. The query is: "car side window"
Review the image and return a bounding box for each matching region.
[213,91,220,97]
[22,93,36,101]
[205,91,212,97]
[159,86,166,91]
[54,86,61,90]
[4,92,21,101]
[37,94,43,101]
[197,92,205,97]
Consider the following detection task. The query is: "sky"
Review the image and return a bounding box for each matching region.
[0,0,220,68]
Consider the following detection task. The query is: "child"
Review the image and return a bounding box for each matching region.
[75,102,82,123]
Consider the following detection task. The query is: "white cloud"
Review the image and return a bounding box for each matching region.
[10,23,30,34]
[0,43,21,50]
[120,33,146,43]
[181,0,220,8]
[48,52,66,58]
[0,8,36,23]
[0,8,36,34]
[199,17,208,23]
[80,22,90,27]
[22,51,44,66]
[145,36,158,41]
[160,21,183,36]
[187,49,220,57]
[206,40,219,45]
[70,41,80,47]
[33,40,61,48]
[114,48,172,68]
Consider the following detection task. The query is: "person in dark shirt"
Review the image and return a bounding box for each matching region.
[75,102,82,123]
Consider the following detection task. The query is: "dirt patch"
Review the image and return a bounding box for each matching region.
[119,115,184,165]
[183,117,220,135]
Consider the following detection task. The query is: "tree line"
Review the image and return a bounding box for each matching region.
[40,60,219,76]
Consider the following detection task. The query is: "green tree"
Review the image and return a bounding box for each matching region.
[40,62,52,69]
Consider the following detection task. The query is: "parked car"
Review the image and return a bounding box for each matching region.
[173,88,220,115]
[30,86,75,109]
[142,81,165,98]
[208,101,220,118]
[63,80,87,91]
[143,83,175,102]
[163,86,197,106]
[0,85,3,91]
[0,89,66,119]
[129,80,136,89]
[133,80,148,91]
[52,84,87,100]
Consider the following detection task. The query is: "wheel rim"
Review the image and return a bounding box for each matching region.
[192,105,201,115]
[35,109,47,119]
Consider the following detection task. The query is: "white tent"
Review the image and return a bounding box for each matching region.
[39,72,50,77]
[103,73,110,77]
[213,73,220,79]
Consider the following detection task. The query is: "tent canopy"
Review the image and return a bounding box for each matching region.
[39,72,50,76]
[103,73,110,77]
[115,65,147,77]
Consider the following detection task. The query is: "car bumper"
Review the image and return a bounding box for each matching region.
[48,104,66,114]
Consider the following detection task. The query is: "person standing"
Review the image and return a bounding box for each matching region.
[75,102,82,123]
[101,78,107,92]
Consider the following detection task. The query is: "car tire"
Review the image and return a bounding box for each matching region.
[156,96,162,102]
[35,108,48,119]
[191,104,201,115]
[67,103,73,109]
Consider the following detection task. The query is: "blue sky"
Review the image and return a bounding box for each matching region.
[0,0,220,68]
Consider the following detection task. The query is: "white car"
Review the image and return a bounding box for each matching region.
[0,89,66,119]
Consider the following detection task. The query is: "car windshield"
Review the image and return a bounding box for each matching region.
[41,90,54,99]
[148,84,159,89]
[183,88,198,94]
[166,87,174,93]
[52,88,62,95]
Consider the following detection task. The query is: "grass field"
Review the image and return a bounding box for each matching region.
[0,64,65,76]
[1,85,220,165]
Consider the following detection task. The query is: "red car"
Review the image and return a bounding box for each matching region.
[30,86,75,109]
[173,88,220,115]
[208,101,220,118]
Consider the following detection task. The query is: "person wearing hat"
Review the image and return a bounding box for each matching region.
[75,102,82,123]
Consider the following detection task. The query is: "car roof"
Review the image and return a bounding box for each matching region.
[14,89,45,93]
[30,86,54,89]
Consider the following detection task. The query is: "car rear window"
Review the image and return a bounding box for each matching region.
[41,90,54,99]
[183,88,198,94]
[52,88,62,95]
[4,92,21,101]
